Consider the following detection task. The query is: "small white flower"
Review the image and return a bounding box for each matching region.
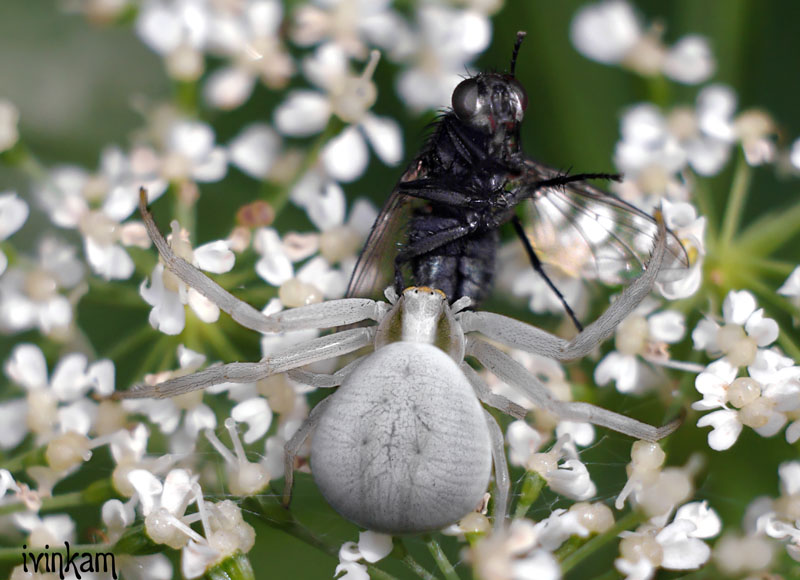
[275,45,402,182]
[1,344,113,448]
[692,290,779,369]
[395,5,491,111]
[595,297,685,394]
[0,237,84,336]
[571,0,714,85]
[141,221,235,335]
[203,1,294,109]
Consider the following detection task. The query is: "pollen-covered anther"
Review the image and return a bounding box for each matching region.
[279,278,323,307]
[738,397,774,429]
[569,502,614,534]
[46,431,92,472]
[458,511,491,534]
[26,390,58,436]
[620,531,664,567]
[79,210,119,245]
[715,323,758,367]
[728,377,761,408]
[631,440,666,471]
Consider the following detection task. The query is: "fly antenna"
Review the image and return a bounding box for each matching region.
[510,31,527,77]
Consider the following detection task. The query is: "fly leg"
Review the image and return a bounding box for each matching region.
[510,215,584,332]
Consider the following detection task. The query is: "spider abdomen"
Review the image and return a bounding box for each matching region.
[311,341,492,534]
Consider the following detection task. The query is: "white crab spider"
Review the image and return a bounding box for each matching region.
[118,190,679,534]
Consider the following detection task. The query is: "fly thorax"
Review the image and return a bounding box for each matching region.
[374,287,465,360]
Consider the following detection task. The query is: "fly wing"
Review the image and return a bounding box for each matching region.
[345,188,410,299]
[520,159,689,283]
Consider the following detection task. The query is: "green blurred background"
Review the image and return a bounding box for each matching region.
[1,1,799,578]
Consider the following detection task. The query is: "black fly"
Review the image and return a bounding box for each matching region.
[347,32,688,330]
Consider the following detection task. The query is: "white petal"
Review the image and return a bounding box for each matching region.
[203,67,256,110]
[674,501,722,538]
[141,266,186,336]
[85,239,135,280]
[648,310,685,343]
[169,121,215,160]
[723,290,757,325]
[511,550,561,580]
[546,458,596,500]
[135,3,183,54]
[302,43,348,90]
[194,240,235,274]
[658,526,711,569]
[0,192,28,240]
[744,308,779,347]
[0,399,28,449]
[778,266,800,297]
[191,146,228,182]
[229,123,281,179]
[184,404,217,437]
[188,287,220,323]
[6,343,48,390]
[58,399,96,435]
[785,418,800,443]
[183,540,219,579]
[663,35,715,84]
[692,318,720,352]
[358,531,393,563]
[178,346,206,371]
[127,469,163,515]
[254,228,293,286]
[334,562,369,580]
[697,409,742,451]
[570,0,641,64]
[305,181,346,231]
[507,420,542,466]
[50,353,90,401]
[361,114,403,166]
[102,185,139,222]
[322,126,368,182]
[231,397,272,443]
[161,468,194,514]
[274,91,331,136]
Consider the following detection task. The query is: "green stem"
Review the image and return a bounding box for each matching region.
[560,510,645,574]
[514,471,546,519]
[401,553,437,580]
[736,196,800,256]
[424,536,460,580]
[742,257,798,277]
[132,333,174,382]
[719,153,752,249]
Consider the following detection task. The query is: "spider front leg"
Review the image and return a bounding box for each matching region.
[114,327,376,399]
[139,188,387,333]
[465,337,680,441]
[457,211,668,361]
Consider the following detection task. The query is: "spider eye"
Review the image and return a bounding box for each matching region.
[452,78,480,120]
[509,78,528,112]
